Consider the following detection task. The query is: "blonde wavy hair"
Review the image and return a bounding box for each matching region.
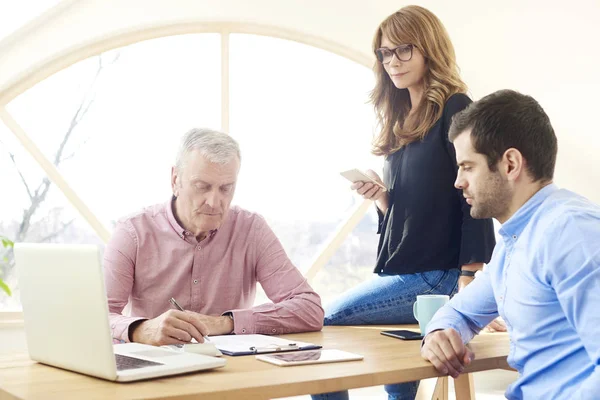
[370,5,467,156]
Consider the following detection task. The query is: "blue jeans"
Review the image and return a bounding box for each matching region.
[312,269,459,400]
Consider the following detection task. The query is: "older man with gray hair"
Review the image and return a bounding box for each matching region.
[104,128,324,345]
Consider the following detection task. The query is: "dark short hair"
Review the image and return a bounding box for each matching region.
[448,89,558,182]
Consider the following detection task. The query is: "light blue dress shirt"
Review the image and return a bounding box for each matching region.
[426,184,600,399]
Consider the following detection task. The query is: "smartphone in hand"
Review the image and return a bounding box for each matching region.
[340,169,386,190]
[380,330,424,340]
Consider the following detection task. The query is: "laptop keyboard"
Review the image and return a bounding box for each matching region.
[115,353,164,371]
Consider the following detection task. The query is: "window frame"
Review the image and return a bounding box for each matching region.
[0,24,374,321]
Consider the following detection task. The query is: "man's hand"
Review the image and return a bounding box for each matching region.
[421,328,474,379]
[131,310,233,346]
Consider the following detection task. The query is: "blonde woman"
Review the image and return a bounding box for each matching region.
[313,6,496,400]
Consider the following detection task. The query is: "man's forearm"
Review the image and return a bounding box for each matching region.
[128,319,147,342]
[424,303,479,344]
[230,292,324,335]
[426,271,498,343]
[211,315,234,335]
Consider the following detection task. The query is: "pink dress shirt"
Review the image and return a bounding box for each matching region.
[104,200,324,342]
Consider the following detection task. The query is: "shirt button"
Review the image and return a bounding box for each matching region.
[193,279,198,284]
[271,329,277,333]
[196,245,201,250]
[241,328,246,333]
[512,235,517,240]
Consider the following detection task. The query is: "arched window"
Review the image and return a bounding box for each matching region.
[1,31,380,310]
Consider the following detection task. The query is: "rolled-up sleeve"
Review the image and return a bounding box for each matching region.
[103,221,146,342]
[229,216,324,335]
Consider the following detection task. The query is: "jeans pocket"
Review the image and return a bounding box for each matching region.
[419,269,448,291]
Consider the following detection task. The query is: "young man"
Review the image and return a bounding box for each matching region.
[104,128,323,345]
[421,90,600,399]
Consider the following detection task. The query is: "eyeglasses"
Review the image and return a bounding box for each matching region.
[375,44,414,64]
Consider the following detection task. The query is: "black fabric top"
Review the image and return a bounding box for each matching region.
[375,93,495,275]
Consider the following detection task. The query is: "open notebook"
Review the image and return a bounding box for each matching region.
[208,334,322,356]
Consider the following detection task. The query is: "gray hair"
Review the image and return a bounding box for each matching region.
[175,128,241,171]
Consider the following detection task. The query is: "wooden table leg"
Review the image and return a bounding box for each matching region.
[454,373,475,400]
[430,376,448,400]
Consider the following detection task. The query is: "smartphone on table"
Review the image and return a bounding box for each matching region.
[380,330,424,341]
[340,169,387,190]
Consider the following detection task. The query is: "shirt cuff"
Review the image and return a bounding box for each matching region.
[112,316,147,343]
[228,309,254,335]
[425,322,473,344]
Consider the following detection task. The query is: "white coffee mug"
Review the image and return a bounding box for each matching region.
[413,294,449,334]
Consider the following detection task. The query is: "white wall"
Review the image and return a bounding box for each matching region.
[437,0,600,201]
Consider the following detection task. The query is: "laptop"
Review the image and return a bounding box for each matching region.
[14,243,226,382]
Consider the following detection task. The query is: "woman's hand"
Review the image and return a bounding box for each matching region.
[350,169,389,213]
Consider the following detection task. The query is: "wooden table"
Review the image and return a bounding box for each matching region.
[0,325,510,400]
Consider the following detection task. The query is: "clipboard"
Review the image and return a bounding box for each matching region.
[208,334,322,356]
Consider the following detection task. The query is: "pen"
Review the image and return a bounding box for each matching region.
[169,297,211,342]
[249,344,300,353]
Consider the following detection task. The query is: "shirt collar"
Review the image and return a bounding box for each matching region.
[166,196,218,241]
[499,183,558,241]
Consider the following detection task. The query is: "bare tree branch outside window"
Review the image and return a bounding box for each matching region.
[0,54,119,304]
